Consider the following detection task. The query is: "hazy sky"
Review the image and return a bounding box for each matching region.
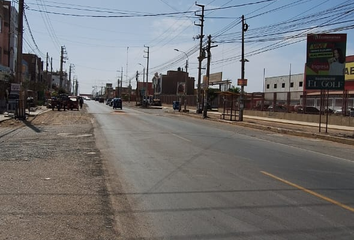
[21,0,354,94]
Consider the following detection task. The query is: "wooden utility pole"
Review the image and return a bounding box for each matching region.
[195,3,205,113]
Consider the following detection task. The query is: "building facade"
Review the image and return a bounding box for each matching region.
[160,69,195,95]
[264,73,304,105]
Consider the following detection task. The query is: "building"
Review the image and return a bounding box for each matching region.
[0,1,17,113]
[264,56,354,113]
[160,69,195,95]
[22,53,45,101]
[264,73,304,105]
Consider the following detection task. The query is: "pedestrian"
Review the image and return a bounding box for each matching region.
[79,97,83,109]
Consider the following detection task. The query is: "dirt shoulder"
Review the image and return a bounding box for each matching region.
[0,107,120,239]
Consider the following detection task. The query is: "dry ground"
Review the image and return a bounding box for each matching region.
[0,107,123,240]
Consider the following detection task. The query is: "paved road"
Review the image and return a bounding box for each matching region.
[88,101,354,239]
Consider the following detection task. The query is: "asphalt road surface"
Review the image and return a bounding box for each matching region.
[87,101,354,240]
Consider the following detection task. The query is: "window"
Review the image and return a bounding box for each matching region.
[282,83,285,88]
[299,81,303,87]
[274,84,277,89]
[266,84,270,89]
[290,82,294,88]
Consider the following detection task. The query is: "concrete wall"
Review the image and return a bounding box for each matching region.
[244,109,354,127]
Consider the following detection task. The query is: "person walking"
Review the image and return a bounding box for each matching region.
[79,97,84,109]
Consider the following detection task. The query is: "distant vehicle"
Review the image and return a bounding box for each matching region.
[142,95,161,106]
[334,108,352,116]
[267,105,288,112]
[112,98,122,109]
[67,96,79,110]
[51,94,69,111]
[297,106,320,114]
[106,98,113,106]
[99,97,104,103]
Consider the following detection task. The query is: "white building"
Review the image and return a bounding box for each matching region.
[264,73,304,105]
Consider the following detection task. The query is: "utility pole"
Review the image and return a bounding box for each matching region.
[50,57,53,91]
[203,35,218,119]
[120,67,123,98]
[239,15,248,121]
[135,70,139,105]
[69,64,72,94]
[144,45,150,98]
[126,47,130,102]
[75,77,78,96]
[195,3,205,113]
[16,0,23,84]
[15,0,25,119]
[46,52,49,89]
[59,46,67,89]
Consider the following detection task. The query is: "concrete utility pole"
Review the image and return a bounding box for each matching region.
[195,3,205,113]
[120,67,123,98]
[203,35,218,119]
[46,52,49,89]
[59,46,67,89]
[239,15,248,121]
[126,47,130,102]
[50,57,53,91]
[144,45,150,97]
[16,0,25,119]
[69,64,72,94]
[16,0,24,84]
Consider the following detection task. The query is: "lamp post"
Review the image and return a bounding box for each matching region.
[174,49,189,112]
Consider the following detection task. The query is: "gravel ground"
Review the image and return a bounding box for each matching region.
[0,107,122,240]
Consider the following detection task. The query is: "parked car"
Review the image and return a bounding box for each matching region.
[267,105,288,112]
[67,96,79,110]
[98,97,104,103]
[297,106,320,114]
[106,98,113,106]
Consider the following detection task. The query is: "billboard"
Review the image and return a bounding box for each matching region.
[152,72,162,95]
[305,34,347,90]
[345,62,354,81]
[177,82,185,96]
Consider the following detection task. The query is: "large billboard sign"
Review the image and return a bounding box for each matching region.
[305,34,347,90]
[152,72,162,95]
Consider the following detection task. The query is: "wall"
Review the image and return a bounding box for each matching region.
[244,109,354,127]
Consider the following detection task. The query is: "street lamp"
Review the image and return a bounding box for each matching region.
[174,49,189,112]
[174,49,188,73]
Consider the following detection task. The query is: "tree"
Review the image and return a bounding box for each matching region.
[228,85,240,94]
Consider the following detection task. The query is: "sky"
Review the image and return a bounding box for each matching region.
[20,0,354,95]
